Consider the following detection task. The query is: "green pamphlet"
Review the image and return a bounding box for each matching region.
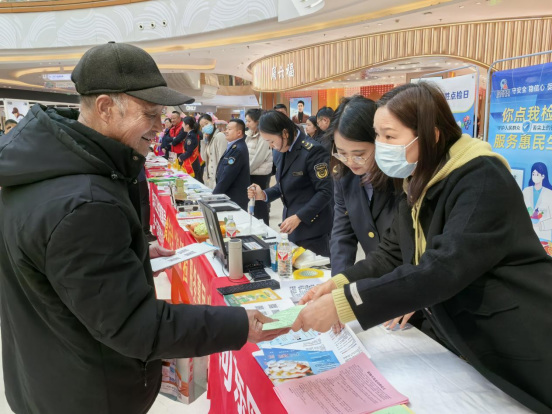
[262,305,305,331]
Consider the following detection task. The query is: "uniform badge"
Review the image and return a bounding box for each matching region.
[187,139,192,145]
[314,163,329,179]
[292,171,304,176]
[232,144,237,149]
[228,157,235,165]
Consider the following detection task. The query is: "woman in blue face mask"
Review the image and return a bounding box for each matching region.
[199,114,227,189]
[293,82,552,414]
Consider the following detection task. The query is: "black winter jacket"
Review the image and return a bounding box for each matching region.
[0,105,249,414]
[342,157,552,413]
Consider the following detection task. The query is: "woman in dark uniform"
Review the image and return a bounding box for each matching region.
[305,115,323,143]
[329,96,401,275]
[248,111,333,257]
[177,116,202,181]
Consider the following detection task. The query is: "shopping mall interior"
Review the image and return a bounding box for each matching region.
[1,0,551,128]
[1,1,552,413]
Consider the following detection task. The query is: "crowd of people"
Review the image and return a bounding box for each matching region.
[1,41,551,414]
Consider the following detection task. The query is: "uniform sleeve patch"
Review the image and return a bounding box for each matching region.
[314,163,329,179]
[187,139,192,145]
[228,157,235,165]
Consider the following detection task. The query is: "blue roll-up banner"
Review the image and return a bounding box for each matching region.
[487,61,552,253]
[422,74,477,137]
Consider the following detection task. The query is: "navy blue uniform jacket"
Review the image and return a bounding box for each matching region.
[178,130,199,162]
[331,174,398,275]
[266,132,332,244]
[214,137,250,210]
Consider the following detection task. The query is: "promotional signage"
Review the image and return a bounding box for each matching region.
[180,104,217,113]
[423,74,477,137]
[4,99,29,121]
[271,62,295,81]
[289,97,312,124]
[42,73,72,81]
[487,62,552,252]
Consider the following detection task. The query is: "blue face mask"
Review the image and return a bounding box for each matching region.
[202,124,214,135]
[375,137,418,178]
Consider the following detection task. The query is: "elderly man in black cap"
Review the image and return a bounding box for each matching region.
[0,42,287,414]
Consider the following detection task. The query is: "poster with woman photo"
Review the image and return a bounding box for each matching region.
[290,97,311,124]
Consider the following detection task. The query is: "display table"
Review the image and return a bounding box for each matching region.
[147,172,534,414]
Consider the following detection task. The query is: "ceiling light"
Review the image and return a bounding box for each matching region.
[377,23,382,26]
[459,5,465,8]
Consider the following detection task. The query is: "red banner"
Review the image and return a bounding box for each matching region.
[208,278,288,414]
[149,183,213,306]
[147,177,287,413]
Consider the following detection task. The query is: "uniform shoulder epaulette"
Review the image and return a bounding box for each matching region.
[301,140,313,150]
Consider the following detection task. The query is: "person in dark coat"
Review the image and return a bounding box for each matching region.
[0,42,286,414]
[293,82,552,414]
[177,116,202,180]
[328,96,400,276]
[213,119,250,210]
[248,111,333,257]
[316,106,335,155]
[159,117,172,159]
[305,115,323,143]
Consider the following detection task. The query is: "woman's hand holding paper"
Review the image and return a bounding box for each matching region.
[291,294,339,333]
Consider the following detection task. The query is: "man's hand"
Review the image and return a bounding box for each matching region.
[149,245,175,277]
[279,215,301,234]
[291,294,339,333]
[383,312,415,331]
[246,310,290,343]
[247,184,266,201]
[297,279,337,305]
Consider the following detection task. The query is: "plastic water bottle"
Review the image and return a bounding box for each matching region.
[248,198,255,215]
[277,233,292,280]
[226,215,238,238]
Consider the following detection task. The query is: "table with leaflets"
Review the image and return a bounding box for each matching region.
[146,162,533,414]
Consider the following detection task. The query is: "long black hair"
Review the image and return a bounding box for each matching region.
[245,108,263,123]
[306,116,322,138]
[328,95,398,192]
[259,110,298,146]
[182,116,199,134]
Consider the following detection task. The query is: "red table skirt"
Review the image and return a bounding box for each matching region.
[148,178,287,413]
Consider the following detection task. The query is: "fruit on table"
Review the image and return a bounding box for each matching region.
[193,223,208,236]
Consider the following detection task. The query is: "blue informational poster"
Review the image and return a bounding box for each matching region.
[487,61,552,251]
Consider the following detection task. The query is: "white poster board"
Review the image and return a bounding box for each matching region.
[4,99,30,122]
[421,74,477,137]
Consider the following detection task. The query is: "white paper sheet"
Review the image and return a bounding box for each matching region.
[150,243,218,273]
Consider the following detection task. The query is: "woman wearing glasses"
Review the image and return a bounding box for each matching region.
[329,96,401,276]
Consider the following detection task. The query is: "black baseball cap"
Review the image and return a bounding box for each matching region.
[71,41,194,106]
